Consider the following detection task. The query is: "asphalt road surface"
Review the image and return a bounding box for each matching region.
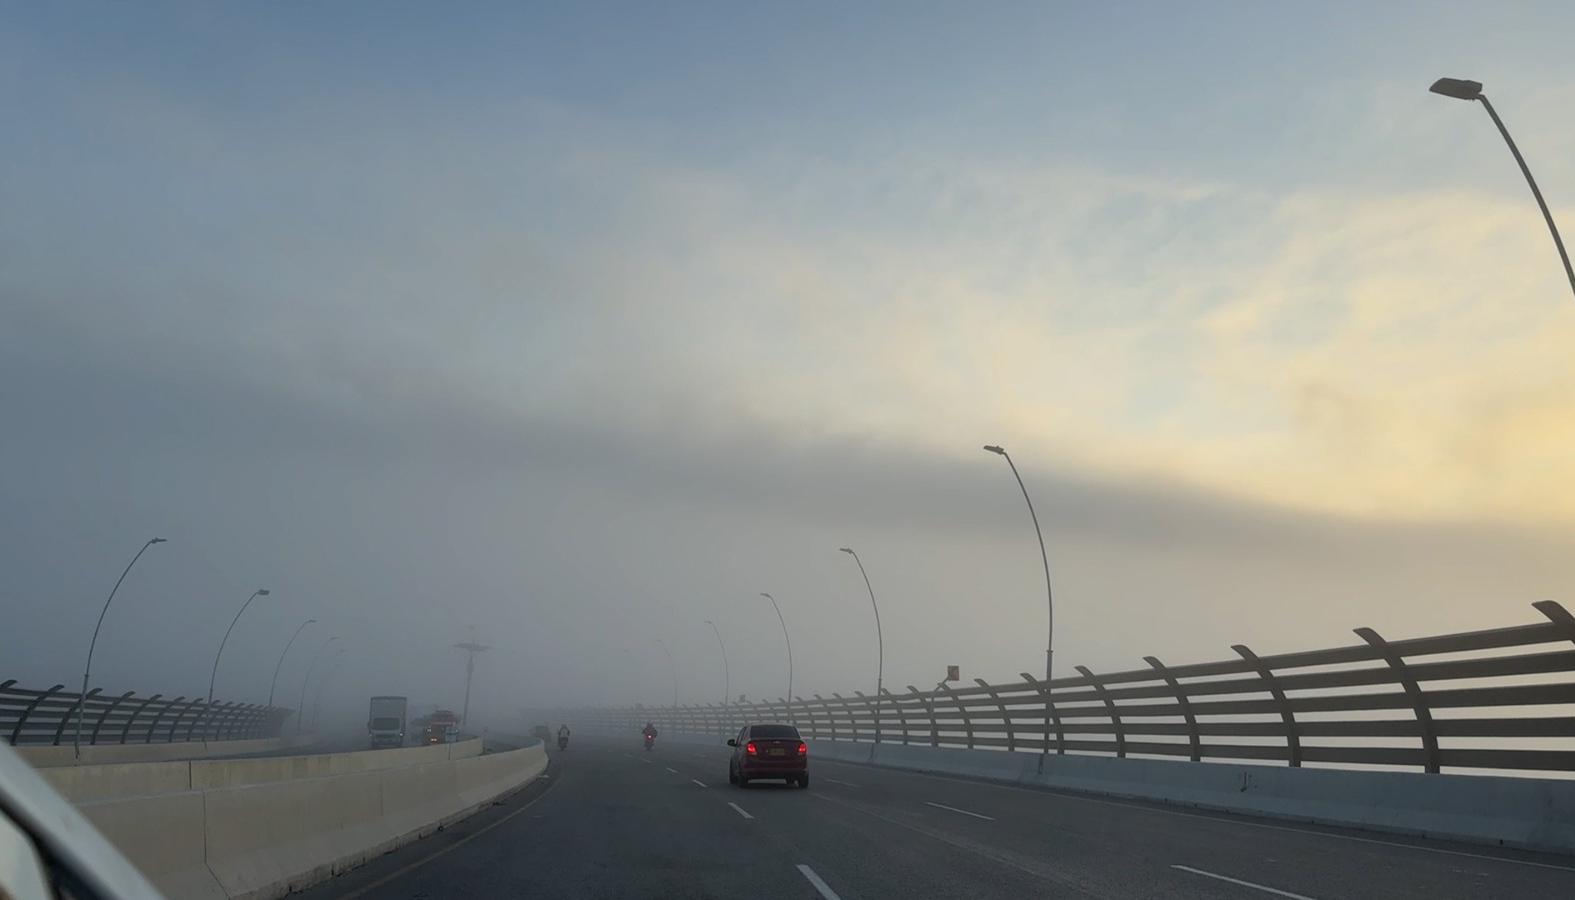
[298,736,1575,899]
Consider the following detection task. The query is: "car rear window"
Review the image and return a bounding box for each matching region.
[748,724,800,739]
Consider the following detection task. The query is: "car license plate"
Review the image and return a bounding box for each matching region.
[768,747,786,757]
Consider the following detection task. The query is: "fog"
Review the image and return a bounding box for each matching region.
[5,4,1575,737]
[5,346,1573,732]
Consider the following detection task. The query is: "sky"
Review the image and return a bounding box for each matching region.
[4,2,1575,728]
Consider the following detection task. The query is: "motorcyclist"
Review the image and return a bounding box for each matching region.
[557,724,571,746]
[642,722,658,741]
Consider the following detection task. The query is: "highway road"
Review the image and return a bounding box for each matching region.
[299,736,1575,899]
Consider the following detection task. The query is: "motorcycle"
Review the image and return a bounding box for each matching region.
[643,733,655,751]
[557,734,569,750]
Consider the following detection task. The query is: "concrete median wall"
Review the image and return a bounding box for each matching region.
[19,734,320,768]
[80,740,547,900]
[41,737,482,803]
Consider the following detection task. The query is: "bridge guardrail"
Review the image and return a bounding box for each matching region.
[2,681,290,746]
[573,600,1575,776]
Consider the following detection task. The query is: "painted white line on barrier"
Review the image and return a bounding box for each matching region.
[923,801,995,821]
[665,767,680,774]
[796,864,843,900]
[824,778,859,787]
[1171,865,1319,900]
[692,778,708,788]
[727,802,754,820]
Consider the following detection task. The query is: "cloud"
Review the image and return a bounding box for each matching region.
[6,46,1575,719]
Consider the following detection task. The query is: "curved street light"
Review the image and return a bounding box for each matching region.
[297,635,340,735]
[758,592,793,707]
[653,638,678,708]
[267,618,317,707]
[76,537,167,758]
[704,620,730,706]
[983,444,1056,771]
[1430,77,1575,302]
[839,548,884,744]
[205,589,270,740]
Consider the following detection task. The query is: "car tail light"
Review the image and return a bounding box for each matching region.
[745,741,758,756]
[797,742,808,755]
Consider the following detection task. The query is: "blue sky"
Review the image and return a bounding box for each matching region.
[4,3,1575,713]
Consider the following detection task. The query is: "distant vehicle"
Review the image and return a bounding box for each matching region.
[423,709,461,744]
[728,723,808,788]
[368,696,408,748]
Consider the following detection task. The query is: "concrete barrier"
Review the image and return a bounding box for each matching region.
[19,734,320,768]
[204,769,392,899]
[42,759,195,804]
[80,741,548,900]
[39,737,483,803]
[189,737,480,790]
[78,790,226,900]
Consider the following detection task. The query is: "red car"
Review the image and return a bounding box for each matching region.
[727,723,808,788]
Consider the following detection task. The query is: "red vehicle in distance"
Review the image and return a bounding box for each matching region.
[727,723,808,788]
[424,709,461,745]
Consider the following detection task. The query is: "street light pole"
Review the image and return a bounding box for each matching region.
[758,593,793,705]
[311,649,346,731]
[297,635,340,735]
[76,537,167,759]
[704,620,730,706]
[453,631,491,726]
[654,638,678,707]
[267,618,316,707]
[839,548,884,745]
[1430,77,1575,302]
[983,444,1056,772]
[205,589,270,740]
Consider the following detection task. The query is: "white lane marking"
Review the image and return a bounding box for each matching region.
[824,778,859,787]
[812,759,1575,874]
[1171,865,1320,900]
[796,864,843,900]
[665,767,680,774]
[727,801,754,820]
[923,801,995,821]
[692,778,708,788]
[639,757,652,764]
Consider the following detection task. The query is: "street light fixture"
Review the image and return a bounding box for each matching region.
[267,618,317,707]
[757,593,794,705]
[76,537,167,759]
[983,443,1057,771]
[205,589,269,740]
[839,548,884,745]
[704,620,730,707]
[1430,76,1575,302]
[297,635,340,735]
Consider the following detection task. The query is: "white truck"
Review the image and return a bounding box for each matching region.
[367,696,408,748]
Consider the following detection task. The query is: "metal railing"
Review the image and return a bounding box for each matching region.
[1,681,292,745]
[573,601,1575,775]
